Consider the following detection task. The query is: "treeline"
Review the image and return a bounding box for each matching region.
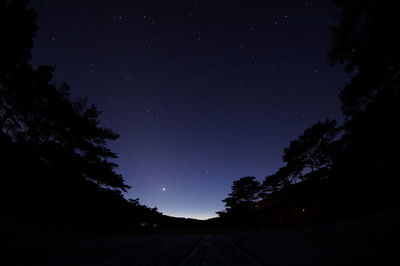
[219,0,400,223]
[0,0,161,230]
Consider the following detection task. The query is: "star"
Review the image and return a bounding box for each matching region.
[28,0,346,221]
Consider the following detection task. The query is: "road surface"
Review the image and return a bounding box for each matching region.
[2,208,400,265]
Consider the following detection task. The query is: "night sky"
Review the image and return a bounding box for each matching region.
[30,0,347,219]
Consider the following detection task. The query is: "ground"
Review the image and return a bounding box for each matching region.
[2,207,400,265]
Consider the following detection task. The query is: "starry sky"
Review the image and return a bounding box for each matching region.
[30,0,348,220]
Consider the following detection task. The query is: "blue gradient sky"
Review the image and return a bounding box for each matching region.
[31,0,348,219]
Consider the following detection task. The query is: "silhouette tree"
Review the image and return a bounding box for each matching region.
[219,0,399,223]
[260,166,292,197]
[220,176,261,216]
[283,119,340,182]
[0,0,36,132]
[0,0,143,227]
[329,0,400,199]
[259,120,340,199]
[329,0,400,118]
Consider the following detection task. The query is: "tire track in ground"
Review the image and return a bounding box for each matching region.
[168,236,205,266]
[223,235,270,265]
[173,235,269,266]
[107,235,202,265]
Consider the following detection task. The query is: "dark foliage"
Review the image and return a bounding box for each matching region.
[218,121,341,226]
[0,0,162,229]
[329,0,400,117]
[218,177,261,224]
[219,0,399,226]
[328,0,400,207]
[260,120,340,197]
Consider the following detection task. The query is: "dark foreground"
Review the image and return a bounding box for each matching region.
[3,208,400,266]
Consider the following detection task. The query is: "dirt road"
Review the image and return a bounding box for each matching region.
[3,208,400,265]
